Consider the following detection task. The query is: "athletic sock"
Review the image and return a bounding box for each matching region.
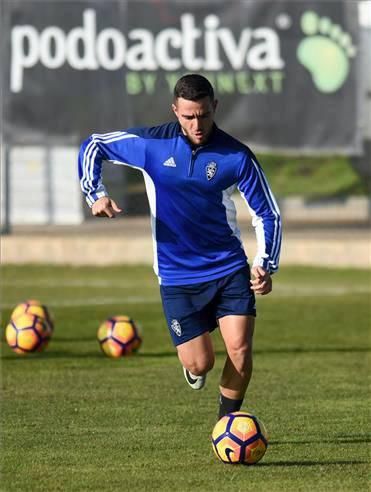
[218,394,244,420]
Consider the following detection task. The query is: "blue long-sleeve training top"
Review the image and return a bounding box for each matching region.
[78,122,282,286]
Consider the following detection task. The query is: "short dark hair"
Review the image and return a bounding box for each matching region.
[173,74,214,101]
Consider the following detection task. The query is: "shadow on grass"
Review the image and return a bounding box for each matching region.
[2,351,106,360]
[52,336,96,342]
[47,338,371,355]
[132,347,370,358]
[2,346,370,361]
[270,436,371,445]
[2,350,178,360]
[258,459,367,467]
[253,346,370,355]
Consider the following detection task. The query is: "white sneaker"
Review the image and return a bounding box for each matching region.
[183,367,206,390]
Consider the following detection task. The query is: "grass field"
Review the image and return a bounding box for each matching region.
[1,265,370,491]
[259,154,367,198]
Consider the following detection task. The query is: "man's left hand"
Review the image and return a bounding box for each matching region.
[250,266,272,295]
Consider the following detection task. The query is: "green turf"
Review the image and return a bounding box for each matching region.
[257,154,367,198]
[1,265,370,491]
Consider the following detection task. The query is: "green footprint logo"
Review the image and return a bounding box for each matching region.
[297,11,357,93]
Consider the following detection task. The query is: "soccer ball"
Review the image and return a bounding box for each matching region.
[97,315,142,358]
[211,412,268,465]
[5,313,53,355]
[11,299,54,331]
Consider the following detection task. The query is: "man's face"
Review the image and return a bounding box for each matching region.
[172,96,218,146]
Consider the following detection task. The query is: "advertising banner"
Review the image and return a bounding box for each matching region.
[2,0,362,153]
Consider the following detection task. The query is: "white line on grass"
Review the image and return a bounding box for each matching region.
[2,279,150,288]
[1,297,160,309]
[274,285,371,296]
[3,280,370,295]
[1,284,370,309]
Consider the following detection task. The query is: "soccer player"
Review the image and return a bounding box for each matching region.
[78,74,282,419]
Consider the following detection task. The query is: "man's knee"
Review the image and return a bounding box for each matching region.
[176,331,215,375]
[180,353,215,376]
[227,340,252,368]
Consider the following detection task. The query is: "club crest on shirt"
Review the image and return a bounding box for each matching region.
[206,162,217,180]
[170,319,182,336]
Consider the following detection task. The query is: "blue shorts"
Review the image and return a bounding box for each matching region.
[160,265,256,346]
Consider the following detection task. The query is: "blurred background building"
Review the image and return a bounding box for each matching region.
[1,0,370,266]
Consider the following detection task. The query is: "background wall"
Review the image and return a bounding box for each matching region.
[1,0,370,267]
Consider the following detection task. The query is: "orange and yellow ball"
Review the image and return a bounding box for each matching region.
[97,315,142,358]
[6,313,52,355]
[212,412,268,465]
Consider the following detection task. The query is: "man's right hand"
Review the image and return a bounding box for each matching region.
[250,265,272,295]
[91,196,122,218]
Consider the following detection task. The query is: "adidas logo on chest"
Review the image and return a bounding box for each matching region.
[163,157,176,167]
